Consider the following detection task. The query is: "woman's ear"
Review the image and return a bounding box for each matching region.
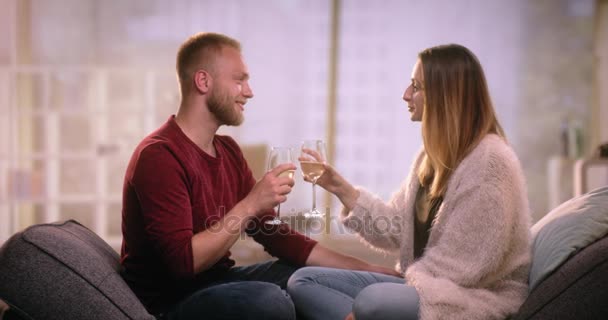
[194,69,211,94]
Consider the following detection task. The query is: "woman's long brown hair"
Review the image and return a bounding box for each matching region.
[417,44,505,201]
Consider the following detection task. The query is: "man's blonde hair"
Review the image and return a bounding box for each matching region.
[417,44,505,201]
[176,32,241,95]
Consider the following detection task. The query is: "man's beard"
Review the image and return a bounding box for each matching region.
[208,87,244,126]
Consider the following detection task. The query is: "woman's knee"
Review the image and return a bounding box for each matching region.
[352,283,419,320]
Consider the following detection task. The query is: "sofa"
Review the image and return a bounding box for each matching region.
[0,187,607,319]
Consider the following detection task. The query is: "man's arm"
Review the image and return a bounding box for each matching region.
[191,163,296,274]
[306,243,402,277]
[190,200,253,273]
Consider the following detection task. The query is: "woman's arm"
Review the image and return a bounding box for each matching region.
[307,150,424,252]
[317,163,415,251]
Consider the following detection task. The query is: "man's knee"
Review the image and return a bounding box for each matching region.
[245,282,295,319]
[171,281,295,320]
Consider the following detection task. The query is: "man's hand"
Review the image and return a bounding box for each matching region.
[306,244,403,278]
[345,312,355,320]
[190,163,295,274]
[242,163,296,217]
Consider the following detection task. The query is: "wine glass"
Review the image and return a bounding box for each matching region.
[265,147,296,225]
[300,140,327,219]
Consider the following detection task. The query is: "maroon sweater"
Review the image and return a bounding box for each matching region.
[120,116,317,313]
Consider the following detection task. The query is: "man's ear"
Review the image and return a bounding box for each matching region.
[194,69,212,94]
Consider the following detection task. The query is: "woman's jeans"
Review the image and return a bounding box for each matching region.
[166,260,297,320]
[287,267,419,320]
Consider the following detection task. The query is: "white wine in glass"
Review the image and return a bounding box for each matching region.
[300,140,327,219]
[265,147,295,225]
[278,170,295,179]
[300,161,325,181]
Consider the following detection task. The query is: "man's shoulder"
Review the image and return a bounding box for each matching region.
[126,126,185,174]
[134,129,175,155]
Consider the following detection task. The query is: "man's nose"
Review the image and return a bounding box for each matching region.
[243,81,254,98]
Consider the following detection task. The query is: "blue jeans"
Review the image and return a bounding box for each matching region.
[166,260,297,320]
[287,267,419,320]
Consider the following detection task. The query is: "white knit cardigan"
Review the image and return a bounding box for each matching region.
[342,134,532,320]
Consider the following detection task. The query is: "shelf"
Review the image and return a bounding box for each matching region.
[574,158,608,196]
[13,152,133,160]
[10,195,122,204]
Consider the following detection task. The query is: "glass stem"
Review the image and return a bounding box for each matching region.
[277,203,281,219]
[312,182,317,212]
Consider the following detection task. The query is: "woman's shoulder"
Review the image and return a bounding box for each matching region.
[453,134,524,188]
[467,134,519,167]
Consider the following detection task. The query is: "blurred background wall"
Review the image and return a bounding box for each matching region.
[1,0,607,266]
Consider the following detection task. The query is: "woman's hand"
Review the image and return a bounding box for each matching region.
[315,163,344,193]
[299,149,360,210]
[317,162,359,210]
[345,312,355,320]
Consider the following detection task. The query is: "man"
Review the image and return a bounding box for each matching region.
[120,32,397,319]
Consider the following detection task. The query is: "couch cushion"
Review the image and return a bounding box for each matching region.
[513,234,608,319]
[528,186,608,290]
[0,220,154,320]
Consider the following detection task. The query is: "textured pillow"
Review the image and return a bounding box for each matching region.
[529,186,608,290]
[0,220,155,320]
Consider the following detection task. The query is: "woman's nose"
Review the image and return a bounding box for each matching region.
[403,87,411,102]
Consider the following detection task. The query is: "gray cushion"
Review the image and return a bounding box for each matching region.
[513,234,608,319]
[528,186,608,290]
[0,220,154,320]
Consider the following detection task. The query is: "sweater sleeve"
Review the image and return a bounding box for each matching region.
[130,144,195,280]
[340,185,409,251]
[341,151,425,252]
[246,216,318,266]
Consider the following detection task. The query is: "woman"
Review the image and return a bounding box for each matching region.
[287,44,532,320]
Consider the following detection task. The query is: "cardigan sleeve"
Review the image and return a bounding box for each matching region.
[341,150,424,252]
[340,185,408,251]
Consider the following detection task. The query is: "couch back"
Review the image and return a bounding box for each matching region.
[513,234,608,319]
[0,220,154,320]
[513,186,608,319]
